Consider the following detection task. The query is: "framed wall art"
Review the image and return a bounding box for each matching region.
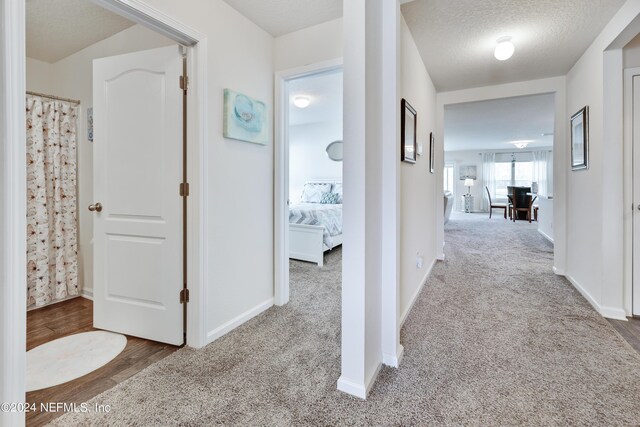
[223,88,269,145]
[459,164,477,180]
[401,98,417,164]
[87,107,93,142]
[571,106,588,170]
[429,132,435,173]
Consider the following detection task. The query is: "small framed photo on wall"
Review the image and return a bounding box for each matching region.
[429,132,435,173]
[571,106,588,171]
[401,98,417,164]
[459,164,477,180]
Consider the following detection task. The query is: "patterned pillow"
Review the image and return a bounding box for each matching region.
[319,191,340,204]
[300,183,332,203]
[331,182,343,203]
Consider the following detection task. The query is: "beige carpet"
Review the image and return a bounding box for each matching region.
[51,214,640,426]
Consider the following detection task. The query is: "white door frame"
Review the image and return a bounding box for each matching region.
[1,1,27,425]
[273,58,343,306]
[624,67,640,316]
[1,1,208,424]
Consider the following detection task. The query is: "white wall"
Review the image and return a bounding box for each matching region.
[25,57,53,93]
[565,0,640,319]
[289,121,342,202]
[624,32,640,67]
[399,16,437,322]
[537,196,554,242]
[26,24,174,300]
[274,18,342,71]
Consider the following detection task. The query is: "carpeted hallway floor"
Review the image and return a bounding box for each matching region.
[51,214,640,426]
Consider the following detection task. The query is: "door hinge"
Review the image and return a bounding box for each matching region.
[179,75,189,92]
[179,182,190,197]
[180,288,189,304]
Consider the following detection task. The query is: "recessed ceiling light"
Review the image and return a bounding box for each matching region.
[293,96,311,108]
[494,36,515,61]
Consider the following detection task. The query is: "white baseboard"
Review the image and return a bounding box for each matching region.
[206,298,274,344]
[337,361,383,400]
[364,362,382,396]
[337,376,367,399]
[564,273,627,321]
[400,258,436,326]
[382,343,404,368]
[552,266,564,276]
[600,306,628,320]
[82,288,93,300]
[537,228,554,244]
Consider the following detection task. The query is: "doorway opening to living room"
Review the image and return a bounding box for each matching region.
[443,94,555,244]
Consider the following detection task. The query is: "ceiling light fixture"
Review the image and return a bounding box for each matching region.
[509,140,531,149]
[494,36,515,61]
[293,96,311,108]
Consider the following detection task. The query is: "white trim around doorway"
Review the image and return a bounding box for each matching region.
[1,1,208,424]
[273,58,343,306]
[436,77,568,276]
[624,66,640,317]
[1,1,27,425]
[92,0,209,349]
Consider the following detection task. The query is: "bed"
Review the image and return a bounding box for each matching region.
[289,180,342,266]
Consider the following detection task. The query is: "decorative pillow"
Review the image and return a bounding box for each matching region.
[319,192,340,204]
[300,183,332,203]
[331,182,343,203]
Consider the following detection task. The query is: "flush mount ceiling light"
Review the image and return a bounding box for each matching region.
[509,140,531,149]
[494,36,515,61]
[293,96,311,108]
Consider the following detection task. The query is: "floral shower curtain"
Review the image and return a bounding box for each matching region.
[26,95,79,307]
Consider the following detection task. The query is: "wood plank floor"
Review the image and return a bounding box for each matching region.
[26,297,179,427]
[609,317,640,354]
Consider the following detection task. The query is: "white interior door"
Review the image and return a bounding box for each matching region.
[634,74,640,316]
[92,45,184,345]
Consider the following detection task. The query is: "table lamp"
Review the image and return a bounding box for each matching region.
[464,178,474,195]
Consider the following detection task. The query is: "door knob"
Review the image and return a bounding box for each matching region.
[88,202,103,212]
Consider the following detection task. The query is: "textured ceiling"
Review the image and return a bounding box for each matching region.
[289,70,342,126]
[402,0,626,91]
[444,93,555,151]
[222,0,342,37]
[27,0,135,63]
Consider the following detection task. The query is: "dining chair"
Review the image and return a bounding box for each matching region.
[486,186,508,219]
[511,194,538,223]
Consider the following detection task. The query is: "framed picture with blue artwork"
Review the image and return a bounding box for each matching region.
[223,89,269,145]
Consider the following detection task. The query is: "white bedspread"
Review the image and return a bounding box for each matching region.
[289,203,343,248]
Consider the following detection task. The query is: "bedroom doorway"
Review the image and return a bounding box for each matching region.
[274,60,343,305]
